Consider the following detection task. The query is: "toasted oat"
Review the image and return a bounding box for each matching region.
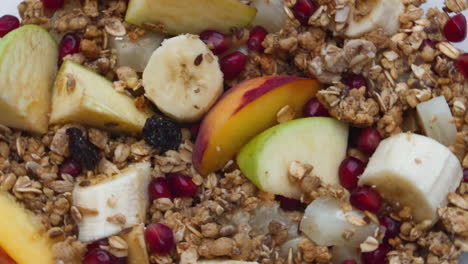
[277,105,296,123]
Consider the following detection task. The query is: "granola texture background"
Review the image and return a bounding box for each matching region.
[0,0,466,263]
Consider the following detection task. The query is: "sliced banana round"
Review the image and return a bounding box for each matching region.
[143,34,223,123]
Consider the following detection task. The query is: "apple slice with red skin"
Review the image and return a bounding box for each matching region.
[193,76,321,175]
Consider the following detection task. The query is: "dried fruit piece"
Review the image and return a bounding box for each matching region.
[67,128,100,170]
[143,116,182,152]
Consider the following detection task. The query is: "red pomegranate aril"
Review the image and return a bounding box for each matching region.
[200,30,231,55]
[361,244,390,264]
[59,33,81,64]
[83,249,117,264]
[41,0,65,10]
[167,173,198,197]
[293,0,316,25]
[149,178,173,201]
[86,239,108,252]
[303,98,329,117]
[463,168,468,182]
[379,215,401,242]
[456,53,468,79]
[276,195,305,211]
[145,223,175,255]
[247,26,268,52]
[0,15,20,37]
[444,14,467,43]
[59,159,82,177]
[339,157,365,190]
[220,51,246,80]
[346,74,368,90]
[342,260,358,264]
[350,186,382,213]
[418,39,436,51]
[357,127,381,154]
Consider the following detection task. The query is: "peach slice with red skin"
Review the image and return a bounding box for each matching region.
[0,248,15,264]
[193,76,321,175]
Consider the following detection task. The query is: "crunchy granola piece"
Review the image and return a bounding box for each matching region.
[288,160,313,183]
[438,207,468,236]
[52,237,86,264]
[198,237,237,258]
[445,0,468,12]
[298,239,332,262]
[54,9,90,32]
[201,223,220,238]
[418,231,461,259]
[116,66,139,89]
[80,39,101,60]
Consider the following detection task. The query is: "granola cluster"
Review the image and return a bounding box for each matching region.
[1,0,467,263]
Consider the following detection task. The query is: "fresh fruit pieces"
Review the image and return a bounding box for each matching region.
[358,133,463,223]
[200,30,231,55]
[345,74,368,90]
[237,118,348,199]
[125,0,257,35]
[345,0,404,37]
[83,249,118,264]
[142,34,223,122]
[293,0,316,25]
[416,96,457,147]
[0,15,20,37]
[0,191,55,264]
[379,215,400,242]
[251,0,287,33]
[356,128,381,154]
[457,53,468,78]
[73,162,151,242]
[50,61,151,135]
[121,224,150,264]
[444,14,467,43]
[220,51,247,80]
[331,246,361,264]
[197,260,259,264]
[167,173,198,198]
[464,169,468,182]
[145,223,175,255]
[300,198,380,246]
[276,195,306,211]
[110,33,165,72]
[0,25,58,134]
[58,33,81,64]
[361,244,389,264]
[279,237,304,258]
[41,0,65,10]
[349,186,382,213]
[303,98,329,117]
[67,128,101,170]
[142,116,182,152]
[193,76,321,175]
[148,178,173,201]
[248,203,299,237]
[339,157,365,190]
[59,159,82,177]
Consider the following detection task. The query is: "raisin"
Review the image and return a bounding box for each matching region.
[143,116,182,153]
[66,128,100,170]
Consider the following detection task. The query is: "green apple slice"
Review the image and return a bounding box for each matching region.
[125,0,257,35]
[237,117,349,199]
[0,25,58,134]
[50,61,151,135]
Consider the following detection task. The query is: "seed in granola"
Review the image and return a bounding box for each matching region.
[361,244,389,264]
[350,186,382,213]
[143,116,182,152]
[59,159,82,177]
[275,195,305,211]
[357,128,381,154]
[41,0,64,10]
[220,51,247,80]
[303,98,329,117]
[86,238,109,251]
[456,53,468,78]
[67,128,100,170]
[148,177,173,200]
[0,15,20,37]
[379,215,400,242]
[59,33,81,64]
[167,173,197,198]
[145,223,175,255]
[247,26,268,52]
[339,157,365,190]
[200,30,231,55]
[345,74,368,90]
[342,260,358,264]
[293,0,316,25]
[443,13,467,42]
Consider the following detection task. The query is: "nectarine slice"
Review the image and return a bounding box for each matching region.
[0,248,16,264]
[193,76,321,175]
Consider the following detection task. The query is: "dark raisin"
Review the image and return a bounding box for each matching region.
[143,116,182,153]
[66,128,100,170]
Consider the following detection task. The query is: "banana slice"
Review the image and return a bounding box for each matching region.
[345,0,404,37]
[121,224,150,264]
[73,162,151,242]
[143,34,223,123]
[358,133,463,223]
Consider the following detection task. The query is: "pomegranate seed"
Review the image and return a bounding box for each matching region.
[342,260,358,264]
[0,15,20,37]
[463,168,468,182]
[444,14,467,43]
[275,195,305,211]
[348,127,361,147]
[303,98,329,117]
[41,0,65,10]
[361,244,390,264]
[86,239,108,252]
[167,173,198,197]
[83,249,119,264]
[200,30,231,55]
[59,33,81,64]
[148,178,173,201]
[379,215,401,242]
[293,0,316,25]
[345,74,368,90]
[357,128,381,154]
[456,53,468,79]
[59,159,82,177]
[350,186,382,213]
[339,157,365,190]
[145,223,175,255]
[247,26,268,52]
[418,39,436,51]
[190,123,200,140]
[220,51,246,80]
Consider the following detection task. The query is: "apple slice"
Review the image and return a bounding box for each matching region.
[237,117,348,199]
[0,191,55,264]
[0,25,58,134]
[251,0,287,33]
[125,0,257,35]
[50,61,151,135]
[193,76,321,175]
[331,246,362,264]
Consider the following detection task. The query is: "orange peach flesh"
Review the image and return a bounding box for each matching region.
[0,247,16,264]
[193,76,321,175]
